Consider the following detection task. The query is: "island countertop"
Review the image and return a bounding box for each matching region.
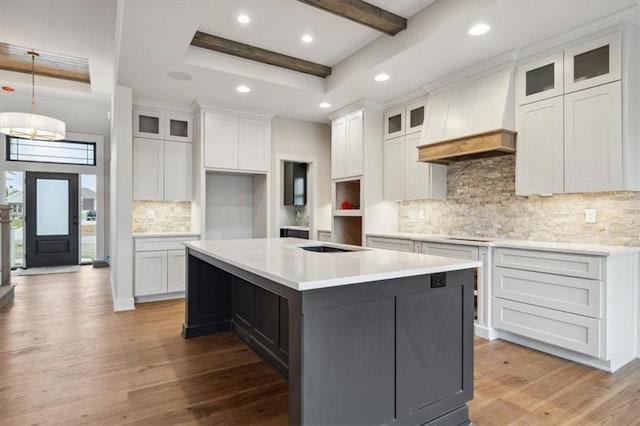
[184,237,481,291]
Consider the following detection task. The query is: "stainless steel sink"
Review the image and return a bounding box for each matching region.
[297,244,365,253]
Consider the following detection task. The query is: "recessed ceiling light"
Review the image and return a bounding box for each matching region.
[319,102,331,109]
[168,71,192,81]
[236,85,251,93]
[238,14,250,24]
[468,23,490,36]
[302,34,313,43]
[374,73,390,82]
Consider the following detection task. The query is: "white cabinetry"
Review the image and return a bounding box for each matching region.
[203,111,270,173]
[317,230,332,242]
[384,132,446,201]
[421,241,494,340]
[134,109,193,142]
[133,137,192,201]
[516,29,636,195]
[331,110,363,179]
[134,235,199,301]
[366,236,415,252]
[492,247,638,372]
[383,95,445,201]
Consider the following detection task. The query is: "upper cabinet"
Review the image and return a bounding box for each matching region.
[517,32,621,106]
[132,106,194,201]
[515,27,637,195]
[203,111,270,173]
[384,97,427,140]
[516,52,564,105]
[331,110,363,179]
[134,109,193,142]
[383,96,446,201]
[564,32,621,94]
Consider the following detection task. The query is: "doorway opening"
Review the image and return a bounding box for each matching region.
[274,155,317,239]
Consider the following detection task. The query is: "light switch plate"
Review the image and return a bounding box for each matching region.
[585,209,596,223]
[418,210,425,220]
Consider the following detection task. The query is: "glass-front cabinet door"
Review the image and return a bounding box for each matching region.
[384,106,405,140]
[517,52,564,105]
[405,98,426,135]
[564,32,621,94]
[164,112,193,143]
[133,109,164,139]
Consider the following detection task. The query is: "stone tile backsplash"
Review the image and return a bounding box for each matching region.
[399,155,640,246]
[132,201,191,233]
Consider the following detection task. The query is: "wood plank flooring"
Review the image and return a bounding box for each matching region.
[1,266,639,425]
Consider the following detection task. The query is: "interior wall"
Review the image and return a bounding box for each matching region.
[399,155,640,246]
[271,116,331,231]
[205,173,254,240]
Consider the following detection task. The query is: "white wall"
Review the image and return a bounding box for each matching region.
[205,173,254,240]
[271,117,331,233]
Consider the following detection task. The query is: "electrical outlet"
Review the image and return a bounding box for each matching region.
[418,209,425,220]
[147,210,155,219]
[585,209,596,223]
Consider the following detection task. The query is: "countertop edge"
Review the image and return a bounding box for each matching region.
[365,232,640,255]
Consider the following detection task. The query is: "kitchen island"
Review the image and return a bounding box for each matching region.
[182,238,481,425]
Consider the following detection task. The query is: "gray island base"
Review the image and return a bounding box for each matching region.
[182,238,479,425]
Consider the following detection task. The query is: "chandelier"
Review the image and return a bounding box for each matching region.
[0,50,66,141]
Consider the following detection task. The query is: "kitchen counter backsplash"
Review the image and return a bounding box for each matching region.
[133,200,191,233]
[399,155,640,247]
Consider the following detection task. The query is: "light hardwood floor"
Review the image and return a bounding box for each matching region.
[1,266,639,425]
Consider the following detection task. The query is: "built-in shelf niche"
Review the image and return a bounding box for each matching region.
[333,216,362,246]
[334,178,361,213]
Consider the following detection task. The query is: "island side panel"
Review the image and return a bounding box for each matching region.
[182,249,232,338]
[396,268,474,425]
[300,269,474,426]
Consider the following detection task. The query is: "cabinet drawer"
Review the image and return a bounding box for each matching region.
[494,267,602,318]
[422,242,479,260]
[494,248,602,279]
[367,237,415,253]
[317,231,332,242]
[135,236,199,252]
[494,298,601,358]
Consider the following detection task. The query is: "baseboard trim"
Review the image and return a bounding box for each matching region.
[496,330,634,373]
[135,292,185,304]
[113,297,135,311]
[0,284,16,309]
[474,323,499,341]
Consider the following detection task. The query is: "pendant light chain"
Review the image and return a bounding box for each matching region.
[28,50,39,114]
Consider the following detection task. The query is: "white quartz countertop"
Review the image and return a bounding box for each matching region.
[133,232,200,238]
[184,238,481,291]
[366,232,640,256]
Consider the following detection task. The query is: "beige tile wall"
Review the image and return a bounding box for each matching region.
[399,155,640,246]
[132,201,191,233]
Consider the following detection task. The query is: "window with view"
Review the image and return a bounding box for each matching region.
[6,136,96,166]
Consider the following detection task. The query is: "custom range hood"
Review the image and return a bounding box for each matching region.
[418,67,516,164]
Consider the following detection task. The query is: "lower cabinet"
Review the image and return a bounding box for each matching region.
[366,236,415,252]
[492,247,637,371]
[317,230,332,242]
[134,235,199,299]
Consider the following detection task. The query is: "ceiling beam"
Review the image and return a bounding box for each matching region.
[297,0,407,36]
[0,43,90,84]
[191,31,332,78]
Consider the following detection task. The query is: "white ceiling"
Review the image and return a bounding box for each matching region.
[1,0,639,129]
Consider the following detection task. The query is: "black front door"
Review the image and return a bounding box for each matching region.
[25,172,79,268]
